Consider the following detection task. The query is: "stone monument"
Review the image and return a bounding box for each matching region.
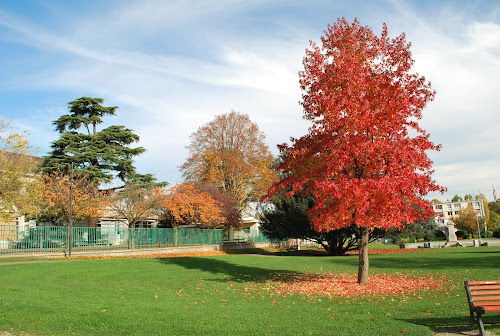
[443,222,462,247]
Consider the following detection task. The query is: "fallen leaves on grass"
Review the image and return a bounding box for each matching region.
[263,272,449,299]
[345,248,424,255]
[72,250,236,261]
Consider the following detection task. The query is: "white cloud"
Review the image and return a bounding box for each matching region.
[1,0,499,200]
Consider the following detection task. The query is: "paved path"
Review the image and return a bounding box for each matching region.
[406,239,500,249]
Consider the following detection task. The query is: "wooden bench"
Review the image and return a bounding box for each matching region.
[464,280,500,336]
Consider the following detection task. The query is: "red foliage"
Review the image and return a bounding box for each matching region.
[264,18,445,232]
[264,18,446,284]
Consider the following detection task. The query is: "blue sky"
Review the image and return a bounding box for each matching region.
[0,0,499,201]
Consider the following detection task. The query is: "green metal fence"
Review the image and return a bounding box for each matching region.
[0,225,274,255]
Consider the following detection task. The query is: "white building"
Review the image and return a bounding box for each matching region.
[432,199,485,229]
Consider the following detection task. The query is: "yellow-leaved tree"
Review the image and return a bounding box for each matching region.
[0,115,43,221]
[40,170,110,225]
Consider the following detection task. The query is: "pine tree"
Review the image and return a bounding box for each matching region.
[42,97,150,186]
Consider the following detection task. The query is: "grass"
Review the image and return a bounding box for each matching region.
[1,246,499,336]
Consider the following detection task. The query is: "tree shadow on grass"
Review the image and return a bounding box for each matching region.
[329,253,500,271]
[397,315,500,335]
[156,256,301,283]
[223,247,331,257]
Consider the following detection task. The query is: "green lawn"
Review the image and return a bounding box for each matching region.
[1,247,499,336]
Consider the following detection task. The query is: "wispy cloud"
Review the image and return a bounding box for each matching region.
[1,0,499,199]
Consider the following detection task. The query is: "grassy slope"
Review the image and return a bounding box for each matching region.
[1,247,499,336]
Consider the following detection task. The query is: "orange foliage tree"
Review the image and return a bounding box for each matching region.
[453,205,480,237]
[41,170,109,225]
[161,183,225,228]
[264,19,445,284]
[193,183,241,228]
[180,111,276,212]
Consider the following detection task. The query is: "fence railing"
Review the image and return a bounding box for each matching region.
[0,225,275,255]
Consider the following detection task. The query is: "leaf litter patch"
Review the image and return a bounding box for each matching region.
[263,272,450,298]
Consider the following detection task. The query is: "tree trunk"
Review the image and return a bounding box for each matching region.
[173,227,179,247]
[88,217,98,228]
[358,226,369,284]
[128,227,135,249]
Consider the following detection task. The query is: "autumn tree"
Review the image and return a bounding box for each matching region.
[453,205,479,237]
[478,194,493,231]
[161,183,225,228]
[193,183,241,228]
[40,170,110,225]
[180,111,276,213]
[42,97,155,186]
[108,184,166,228]
[0,119,42,221]
[489,201,500,232]
[264,19,444,284]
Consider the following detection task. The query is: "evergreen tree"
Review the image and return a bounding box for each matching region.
[260,191,384,256]
[42,97,151,186]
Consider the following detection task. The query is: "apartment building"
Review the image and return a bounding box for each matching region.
[432,199,485,228]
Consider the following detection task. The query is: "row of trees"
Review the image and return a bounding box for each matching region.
[0,99,277,230]
[4,18,463,286]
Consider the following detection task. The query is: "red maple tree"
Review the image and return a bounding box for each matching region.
[264,18,445,284]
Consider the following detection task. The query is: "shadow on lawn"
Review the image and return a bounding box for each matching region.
[329,252,500,271]
[398,315,500,335]
[156,256,300,283]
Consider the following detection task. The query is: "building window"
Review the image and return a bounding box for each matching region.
[447,204,452,209]
[436,205,443,210]
[448,212,453,216]
[454,211,459,215]
[454,204,460,208]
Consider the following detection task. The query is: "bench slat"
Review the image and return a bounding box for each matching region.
[472,296,500,301]
[477,302,500,306]
[469,280,500,285]
[484,306,500,312]
[469,285,500,290]
[471,290,500,296]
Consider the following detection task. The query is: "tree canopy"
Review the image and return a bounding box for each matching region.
[264,18,444,284]
[453,205,479,237]
[108,183,165,228]
[39,170,110,225]
[160,183,225,228]
[180,111,276,213]
[42,97,151,186]
[0,117,42,221]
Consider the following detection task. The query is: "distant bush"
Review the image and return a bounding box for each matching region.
[425,230,446,241]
